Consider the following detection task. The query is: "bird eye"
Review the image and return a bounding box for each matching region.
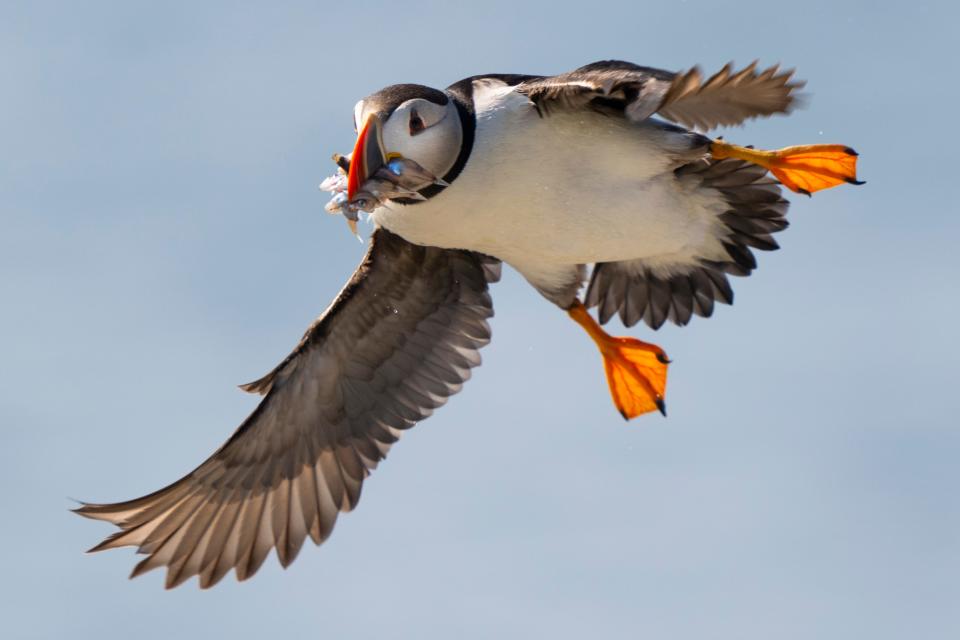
[409,109,425,136]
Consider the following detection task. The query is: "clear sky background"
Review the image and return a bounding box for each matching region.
[3,1,958,638]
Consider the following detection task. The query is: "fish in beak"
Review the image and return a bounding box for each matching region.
[320,114,451,236]
[347,113,449,200]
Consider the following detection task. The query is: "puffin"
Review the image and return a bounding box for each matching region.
[75,60,862,588]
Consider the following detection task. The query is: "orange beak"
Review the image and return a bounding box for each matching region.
[346,114,386,200]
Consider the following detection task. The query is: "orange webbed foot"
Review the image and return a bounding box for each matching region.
[602,335,670,419]
[711,140,864,195]
[568,302,669,420]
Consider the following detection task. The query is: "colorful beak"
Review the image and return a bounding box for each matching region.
[347,114,386,200]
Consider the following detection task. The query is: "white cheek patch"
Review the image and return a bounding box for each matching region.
[381,115,406,155]
[380,101,462,179]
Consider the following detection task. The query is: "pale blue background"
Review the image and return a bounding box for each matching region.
[2,1,957,638]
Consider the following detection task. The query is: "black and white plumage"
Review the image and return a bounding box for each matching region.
[357,61,800,316]
[77,60,815,587]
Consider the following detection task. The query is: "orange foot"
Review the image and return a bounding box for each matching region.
[568,302,669,420]
[710,140,864,196]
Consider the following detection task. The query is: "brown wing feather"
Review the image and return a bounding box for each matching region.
[519,60,674,121]
[657,61,805,130]
[518,60,803,130]
[75,228,498,588]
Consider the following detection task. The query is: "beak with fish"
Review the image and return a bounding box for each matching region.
[321,114,449,236]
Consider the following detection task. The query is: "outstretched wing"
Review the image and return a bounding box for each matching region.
[518,60,804,130]
[75,228,499,589]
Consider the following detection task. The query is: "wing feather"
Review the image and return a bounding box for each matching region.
[518,60,803,130]
[75,228,498,587]
[658,61,804,130]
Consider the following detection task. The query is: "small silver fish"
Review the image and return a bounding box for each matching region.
[319,173,347,193]
[384,157,450,190]
[324,190,350,214]
[320,155,449,236]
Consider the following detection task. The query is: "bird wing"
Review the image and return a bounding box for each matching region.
[518,60,804,130]
[75,228,499,589]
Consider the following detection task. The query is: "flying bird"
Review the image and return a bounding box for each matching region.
[75,60,862,588]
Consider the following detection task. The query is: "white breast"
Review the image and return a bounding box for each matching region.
[373,81,731,279]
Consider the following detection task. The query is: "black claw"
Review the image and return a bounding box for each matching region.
[846,178,866,185]
[797,188,812,197]
[655,398,667,417]
[619,409,630,421]
[843,146,859,156]
[657,354,672,364]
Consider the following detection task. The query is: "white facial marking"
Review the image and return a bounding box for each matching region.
[380,99,462,179]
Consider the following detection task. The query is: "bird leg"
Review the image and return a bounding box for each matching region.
[568,301,669,420]
[710,140,864,196]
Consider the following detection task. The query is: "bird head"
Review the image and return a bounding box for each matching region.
[347,84,463,202]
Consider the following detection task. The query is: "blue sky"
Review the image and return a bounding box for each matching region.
[2,1,958,638]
